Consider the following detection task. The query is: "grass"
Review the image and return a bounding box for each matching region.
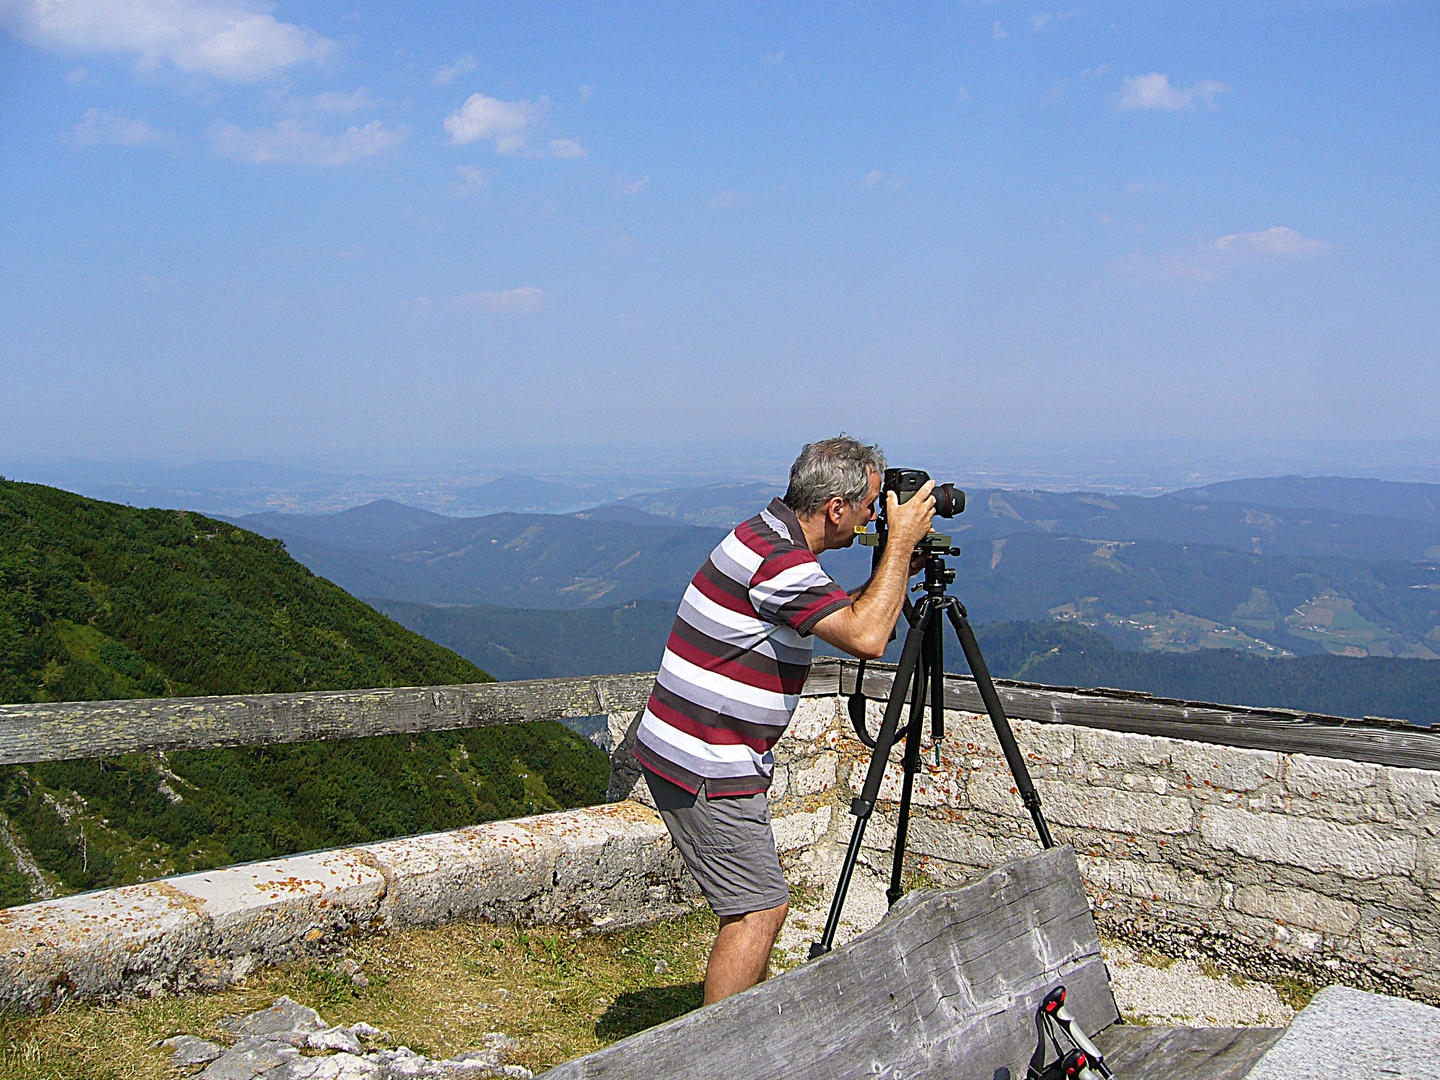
[1272,976,1317,1012]
[0,909,727,1079]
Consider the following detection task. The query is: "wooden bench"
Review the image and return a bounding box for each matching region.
[541,846,1281,1079]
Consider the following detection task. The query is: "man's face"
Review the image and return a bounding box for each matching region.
[837,470,883,545]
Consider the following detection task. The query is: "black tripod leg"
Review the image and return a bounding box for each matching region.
[811,597,934,957]
[946,605,1056,849]
[886,636,930,906]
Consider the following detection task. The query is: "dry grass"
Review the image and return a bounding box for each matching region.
[0,908,732,1079]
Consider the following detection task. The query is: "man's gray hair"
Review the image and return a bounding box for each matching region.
[782,435,886,516]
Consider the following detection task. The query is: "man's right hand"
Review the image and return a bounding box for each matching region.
[886,480,937,550]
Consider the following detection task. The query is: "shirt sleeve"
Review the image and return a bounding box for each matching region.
[748,548,852,635]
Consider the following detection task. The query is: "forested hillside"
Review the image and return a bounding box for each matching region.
[0,479,608,908]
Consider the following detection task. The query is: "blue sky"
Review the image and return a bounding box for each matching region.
[1,1,1436,480]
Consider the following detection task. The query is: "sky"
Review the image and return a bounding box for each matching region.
[1,0,1437,485]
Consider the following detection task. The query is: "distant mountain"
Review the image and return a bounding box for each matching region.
[271,511,728,609]
[446,473,613,515]
[928,488,1440,563]
[0,479,607,908]
[369,598,676,683]
[1175,476,1440,525]
[609,483,783,528]
[817,530,1440,661]
[235,499,454,551]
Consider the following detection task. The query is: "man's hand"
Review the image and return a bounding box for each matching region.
[812,481,936,659]
[888,480,937,552]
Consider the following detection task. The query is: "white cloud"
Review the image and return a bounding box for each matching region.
[451,164,486,196]
[1125,180,1168,194]
[1118,72,1226,112]
[432,53,476,87]
[548,137,585,159]
[991,20,1007,40]
[761,49,785,64]
[616,175,649,196]
[1127,226,1329,281]
[69,106,162,146]
[708,189,743,209]
[1,0,336,81]
[212,119,406,165]
[579,83,596,103]
[1210,226,1329,261]
[465,286,548,314]
[862,170,903,191]
[444,92,546,153]
[309,88,375,114]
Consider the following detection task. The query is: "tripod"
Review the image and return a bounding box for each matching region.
[809,537,1055,958]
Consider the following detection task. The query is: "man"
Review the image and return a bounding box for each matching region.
[633,434,936,1003]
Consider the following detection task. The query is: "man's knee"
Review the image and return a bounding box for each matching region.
[720,899,789,934]
[751,899,789,935]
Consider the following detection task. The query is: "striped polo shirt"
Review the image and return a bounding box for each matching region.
[633,497,852,796]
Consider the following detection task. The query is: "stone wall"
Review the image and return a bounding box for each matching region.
[681,693,1440,1005]
[0,803,697,1011]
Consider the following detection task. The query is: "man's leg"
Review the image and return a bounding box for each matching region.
[704,900,789,1004]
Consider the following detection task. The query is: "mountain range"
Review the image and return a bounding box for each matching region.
[235,476,1440,662]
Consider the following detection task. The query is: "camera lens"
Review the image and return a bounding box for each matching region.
[934,483,965,517]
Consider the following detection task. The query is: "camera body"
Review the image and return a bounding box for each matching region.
[884,468,965,518]
[859,468,966,551]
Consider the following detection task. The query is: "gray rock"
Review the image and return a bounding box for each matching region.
[220,995,329,1040]
[200,1036,304,1080]
[306,1027,365,1054]
[194,999,529,1080]
[161,1034,225,1066]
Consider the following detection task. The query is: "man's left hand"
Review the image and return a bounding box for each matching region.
[908,546,927,576]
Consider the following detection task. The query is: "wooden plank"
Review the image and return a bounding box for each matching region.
[0,673,656,764]
[540,846,1117,1080]
[1094,1025,1285,1080]
[833,660,1440,772]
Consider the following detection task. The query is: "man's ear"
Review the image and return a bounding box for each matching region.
[825,496,847,525]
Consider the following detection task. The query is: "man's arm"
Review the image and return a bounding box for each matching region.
[811,483,935,659]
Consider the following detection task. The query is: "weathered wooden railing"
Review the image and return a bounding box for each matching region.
[0,673,655,764]
[2,658,1436,770]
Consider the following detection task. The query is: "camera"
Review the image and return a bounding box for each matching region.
[884,468,965,518]
[859,468,966,551]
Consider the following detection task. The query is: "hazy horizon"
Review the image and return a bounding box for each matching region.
[7,434,1440,517]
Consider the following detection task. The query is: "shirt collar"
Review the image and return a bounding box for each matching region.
[765,497,809,549]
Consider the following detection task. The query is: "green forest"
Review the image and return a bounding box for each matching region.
[0,479,610,907]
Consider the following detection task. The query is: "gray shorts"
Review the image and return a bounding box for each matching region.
[647,769,790,918]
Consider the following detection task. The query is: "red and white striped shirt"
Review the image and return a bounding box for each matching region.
[633,498,851,796]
